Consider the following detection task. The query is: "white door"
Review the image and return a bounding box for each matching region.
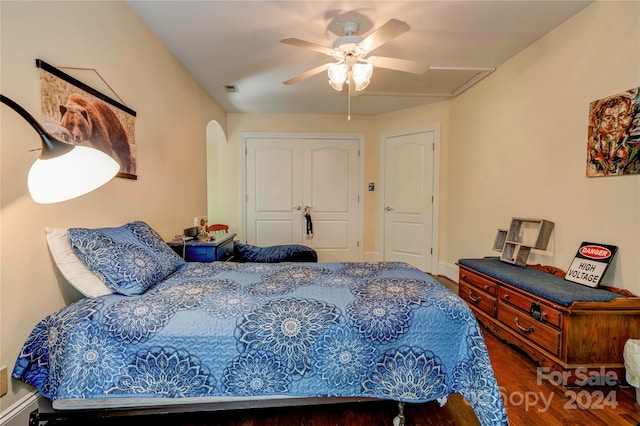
[245,135,361,262]
[383,128,437,272]
[304,139,360,261]
[246,138,303,246]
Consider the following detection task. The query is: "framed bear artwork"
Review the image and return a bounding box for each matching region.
[36,59,137,179]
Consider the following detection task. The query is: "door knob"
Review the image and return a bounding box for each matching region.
[295,205,301,210]
[385,206,393,211]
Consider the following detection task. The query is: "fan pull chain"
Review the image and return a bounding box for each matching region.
[348,86,351,121]
[347,73,352,121]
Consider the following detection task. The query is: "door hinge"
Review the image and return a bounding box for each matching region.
[245,147,248,156]
[430,248,433,255]
[357,241,360,247]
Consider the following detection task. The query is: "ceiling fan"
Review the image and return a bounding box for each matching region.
[281,18,429,94]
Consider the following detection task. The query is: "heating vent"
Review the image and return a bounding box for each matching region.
[224,84,239,93]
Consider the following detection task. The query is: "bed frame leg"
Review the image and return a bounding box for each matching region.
[392,401,405,426]
[29,409,42,426]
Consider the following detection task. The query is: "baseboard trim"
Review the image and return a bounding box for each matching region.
[439,261,458,283]
[362,251,379,263]
[0,391,40,426]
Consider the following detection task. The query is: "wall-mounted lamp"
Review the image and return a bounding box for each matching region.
[1,94,119,203]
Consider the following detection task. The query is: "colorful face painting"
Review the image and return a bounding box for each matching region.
[587,87,640,177]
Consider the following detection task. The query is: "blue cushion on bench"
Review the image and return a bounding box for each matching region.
[458,257,620,307]
[233,242,318,263]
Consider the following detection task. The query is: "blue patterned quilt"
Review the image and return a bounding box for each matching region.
[13,262,508,425]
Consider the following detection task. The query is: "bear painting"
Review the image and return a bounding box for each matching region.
[59,94,134,175]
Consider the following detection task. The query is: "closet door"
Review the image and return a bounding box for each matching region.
[244,134,361,262]
[304,139,360,261]
[245,138,303,247]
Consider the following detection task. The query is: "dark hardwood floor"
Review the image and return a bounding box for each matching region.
[49,276,640,426]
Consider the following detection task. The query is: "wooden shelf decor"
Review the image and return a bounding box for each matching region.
[492,229,508,252]
[494,218,554,266]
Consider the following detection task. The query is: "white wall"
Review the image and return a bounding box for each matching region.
[447,1,640,292]
[0,0,225,412]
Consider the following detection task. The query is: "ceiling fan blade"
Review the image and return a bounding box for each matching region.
[358,19,410,52]
[369,56,430,74]
[283,63,332,85]
[280,38,335,56]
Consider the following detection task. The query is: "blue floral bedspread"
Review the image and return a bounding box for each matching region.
[13,262,508,425]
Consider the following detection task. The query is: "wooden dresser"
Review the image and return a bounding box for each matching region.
[458,257,640,385]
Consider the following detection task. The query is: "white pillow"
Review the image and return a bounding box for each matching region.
[45,227,113,297]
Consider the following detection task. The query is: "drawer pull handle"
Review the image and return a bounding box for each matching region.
[484,285,490,290]
[514,316,534,333]
[503,294,510,300]
[468,292,482,303]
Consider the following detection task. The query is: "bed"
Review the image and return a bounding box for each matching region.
[14,221,508,425]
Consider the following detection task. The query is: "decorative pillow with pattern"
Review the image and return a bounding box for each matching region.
[68,221,185,296]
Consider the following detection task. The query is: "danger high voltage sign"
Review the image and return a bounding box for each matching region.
[565,242,618,288]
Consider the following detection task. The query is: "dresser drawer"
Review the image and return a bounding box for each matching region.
[459,280,497,317]
[460,268,498,296]
[498,286,563,329]
[498,303,562,356]
[185,245,216,262]
[215,239,234,261]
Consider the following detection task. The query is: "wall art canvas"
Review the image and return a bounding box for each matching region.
[587,86,640,177]
[37,59,137,179]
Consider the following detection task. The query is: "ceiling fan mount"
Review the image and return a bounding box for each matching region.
[339,21,359,36]
[331,22,366,61]
[332,22,362,46]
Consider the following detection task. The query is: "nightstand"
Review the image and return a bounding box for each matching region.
[167,233,236,262]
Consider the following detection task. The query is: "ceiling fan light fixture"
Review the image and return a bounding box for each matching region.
[352,63,373,91]
[328,63,348,91]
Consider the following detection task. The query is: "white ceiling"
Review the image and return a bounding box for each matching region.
[127,1,592,116]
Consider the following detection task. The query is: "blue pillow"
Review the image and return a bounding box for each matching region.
[68,221,185,296]
[233,242,318,263]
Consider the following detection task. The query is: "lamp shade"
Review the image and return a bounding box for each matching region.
[28,145,120,204]
[328,63,348,91]
[352,63,373,91]
[1,94,119,203]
